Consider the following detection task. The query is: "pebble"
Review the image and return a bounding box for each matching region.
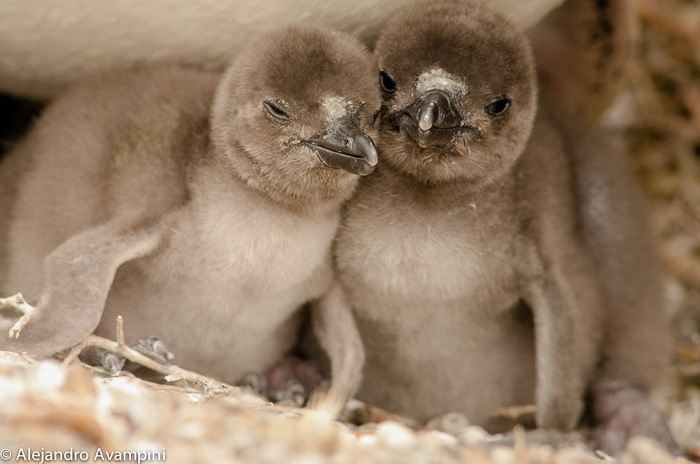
[425,411,471,436]
[375,420,416,448]
[457,425,493,446]
[417,429,458,449]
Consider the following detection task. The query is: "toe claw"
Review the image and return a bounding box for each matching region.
[128,336,174,364]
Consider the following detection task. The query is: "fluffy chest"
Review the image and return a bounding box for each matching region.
[153,187,340,295]
[337,183,522,312]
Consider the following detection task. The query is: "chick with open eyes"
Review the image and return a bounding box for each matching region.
[329,0,678,454]
[332,1,604,431]
[0,27,379,389]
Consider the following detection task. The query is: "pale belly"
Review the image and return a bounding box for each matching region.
[356,299,536,424]
[350,251,537,423]
[95,198,340,384]
[97,258,330,384]
[338,195,536,423]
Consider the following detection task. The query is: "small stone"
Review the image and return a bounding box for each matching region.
[356,432,378,448]
[376,420,416,448]
[457,425,493,446]
[417,429,458,449]
[425,411,471,435]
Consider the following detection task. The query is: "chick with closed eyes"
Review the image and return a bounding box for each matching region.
[0,27,379,389]
[333,0,604,431]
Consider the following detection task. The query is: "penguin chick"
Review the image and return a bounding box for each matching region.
[535,50,678,459]
[566,122,677,455]
[333,1,606,430]
[527,0,676,453]
[527,0,672,397]
[0,27,380,387]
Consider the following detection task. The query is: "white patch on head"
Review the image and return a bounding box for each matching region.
[415,68,465,95]
[322,96,349,121]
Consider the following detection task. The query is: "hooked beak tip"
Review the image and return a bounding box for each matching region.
[302,118,379,176]
[418,100,438,132]
[358,133,379,167]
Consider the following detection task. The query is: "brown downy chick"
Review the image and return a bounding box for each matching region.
[333,1,606,431]
[563,125,677,456]
[0,27,380,386]
[531,0,677,455]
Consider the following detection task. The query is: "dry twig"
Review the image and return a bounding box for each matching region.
[0,292,36,338]
[59,318,233,395]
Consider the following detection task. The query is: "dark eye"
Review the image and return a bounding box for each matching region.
[485,98,511,116]
[379,69,397,94]
[263,100,291,121]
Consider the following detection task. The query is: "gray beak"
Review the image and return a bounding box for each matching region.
[302,116,378,176]
[390,89,463,149]
[414,89,460,133]
[418,100,439,132]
